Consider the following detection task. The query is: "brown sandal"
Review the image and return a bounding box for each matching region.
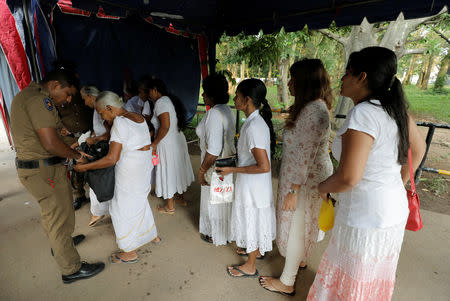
[157,205,175,215]
[88,215,105,227]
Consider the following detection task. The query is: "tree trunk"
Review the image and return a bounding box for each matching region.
[421,54,435,90]
[416,57,428,87]
[403,55,418,85]
[266,63,272,87]
[325,8,446,127]
[434,54,449,90]
[240,61,245,82]
[279,57,290,106]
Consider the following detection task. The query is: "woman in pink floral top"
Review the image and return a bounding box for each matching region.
[259,59,333,296]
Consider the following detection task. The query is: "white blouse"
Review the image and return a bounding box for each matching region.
[93,110,106,136]
[236,110,273,208]
[332,100,409,228]
[124,96,144,114]
[150,96,178,135]
[110,116,151,151]
[195,104,236,158]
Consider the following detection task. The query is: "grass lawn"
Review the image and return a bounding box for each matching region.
[197,84,449,123]
[403,85,449,124]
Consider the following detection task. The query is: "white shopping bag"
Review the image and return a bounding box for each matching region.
[210,172,234,204]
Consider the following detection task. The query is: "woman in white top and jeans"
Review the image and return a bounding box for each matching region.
[307,47,426,300]
[217,78,276,278]
[197,74,236,245]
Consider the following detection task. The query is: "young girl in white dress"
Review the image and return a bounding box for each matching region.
[216,78,276,278]
[148,78,194,214]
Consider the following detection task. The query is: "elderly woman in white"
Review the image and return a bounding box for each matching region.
[217,79,277,278]
[196,74,236,245]
[74,91,160,263]
[77,86,111,227]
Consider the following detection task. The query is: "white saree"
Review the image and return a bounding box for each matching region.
[109,116,158,252]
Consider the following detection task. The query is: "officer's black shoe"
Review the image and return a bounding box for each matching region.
[62,262,105,284]
[51,234,86,256]
[73,196,87,210]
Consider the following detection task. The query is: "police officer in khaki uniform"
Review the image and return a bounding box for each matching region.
[10,69,104,284]
[57,91,93,210]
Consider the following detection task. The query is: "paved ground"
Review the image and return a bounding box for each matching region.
[0,146,449,301]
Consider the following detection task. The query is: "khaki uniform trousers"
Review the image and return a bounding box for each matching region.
[17,163,81,275]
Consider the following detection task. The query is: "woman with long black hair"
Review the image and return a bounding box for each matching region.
[216,78,276,278]
[259,59,333,296]
[148,78,194,214]
[307,47,426,300]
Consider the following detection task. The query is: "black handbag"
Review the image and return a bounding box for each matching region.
[79,141,115,202]
[215,155,238,167]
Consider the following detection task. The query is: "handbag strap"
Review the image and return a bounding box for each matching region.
[408,148,416,194]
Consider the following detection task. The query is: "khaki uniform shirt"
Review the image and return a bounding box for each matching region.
[57,92,92,134]
[10,82,63,160]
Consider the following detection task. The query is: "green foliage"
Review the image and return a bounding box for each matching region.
[421,176,449,196]
[234,33,280,68]
[404,85,450,123]
[433,74,447,92]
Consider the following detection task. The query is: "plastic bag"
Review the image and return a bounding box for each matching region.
[209,172,234,204]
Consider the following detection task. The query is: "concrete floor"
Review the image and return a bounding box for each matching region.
[0,146,449,301]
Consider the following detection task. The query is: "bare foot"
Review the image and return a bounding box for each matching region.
[259,276,295,294]
[227,263,256,277]
[152,236,161,243]
[175,198,187,207]
[236,248,263,259]
[88,215,104,227]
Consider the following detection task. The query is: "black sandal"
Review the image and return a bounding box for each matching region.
[200,234,213,244]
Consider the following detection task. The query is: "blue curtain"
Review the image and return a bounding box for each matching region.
[52,10,201,121]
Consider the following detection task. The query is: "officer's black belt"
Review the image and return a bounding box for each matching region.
[15,157,64,169]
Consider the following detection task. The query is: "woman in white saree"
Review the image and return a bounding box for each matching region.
[74,91,160,263]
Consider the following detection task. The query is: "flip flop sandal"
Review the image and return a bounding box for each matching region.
[236,249,265,260]
[157,205,175,215]
[227,266,259,278]
[88,215,105,227]
[200,234,213,244]
[258,276,296,297]
[110,253,140,264]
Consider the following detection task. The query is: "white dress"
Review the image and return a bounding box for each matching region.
[196,104,236,246]
[230,110,276,255]
[109,116,158,252]
[151,96,194,199]
[90,110,110,216]
[308,100,408,301]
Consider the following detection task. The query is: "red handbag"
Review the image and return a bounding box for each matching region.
[405,148,423,231]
